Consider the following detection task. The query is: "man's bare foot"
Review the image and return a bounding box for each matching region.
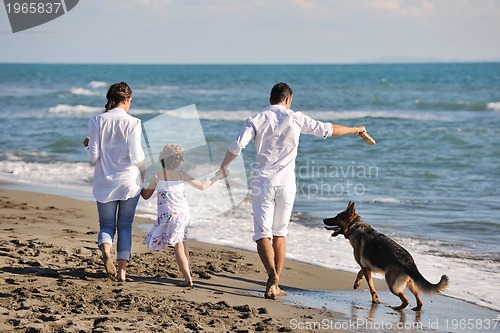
[177,280,193,288]
[276,286,287,296]
[102,252,116,277]
[264,273,279,299]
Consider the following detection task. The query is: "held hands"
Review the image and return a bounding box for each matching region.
[83,136,89,147]
[216,167,230,179]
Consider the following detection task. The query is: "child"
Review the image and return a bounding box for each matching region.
[142,144,224,287]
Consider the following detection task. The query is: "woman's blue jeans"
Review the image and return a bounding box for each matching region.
[96,195,140,261]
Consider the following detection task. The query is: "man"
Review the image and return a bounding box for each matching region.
[217,82,366,299]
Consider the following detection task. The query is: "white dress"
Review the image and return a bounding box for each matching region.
[144,171,190,250]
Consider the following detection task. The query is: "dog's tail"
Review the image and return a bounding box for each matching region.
[409,268,449,294]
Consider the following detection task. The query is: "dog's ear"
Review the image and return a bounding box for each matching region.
[347,201,355,215]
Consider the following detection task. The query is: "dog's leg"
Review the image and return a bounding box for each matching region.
[386,272,410,310]
[407,279,423,311]
[353,269,364,289]
[390,292,410,311]
[362,267,380,304]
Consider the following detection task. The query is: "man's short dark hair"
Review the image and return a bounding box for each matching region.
[270,82,293,105]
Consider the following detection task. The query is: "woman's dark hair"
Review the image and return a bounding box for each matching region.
[269,82,293,105]
[104,82,132,112]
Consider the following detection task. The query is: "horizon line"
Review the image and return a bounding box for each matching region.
[1,60,500,66]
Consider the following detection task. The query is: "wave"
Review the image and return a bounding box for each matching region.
[70,88,97,96]
[134,109,450,122]
[11,101,500,121]
[366,197,406,205]
[0,151,54,162]
[430,220,500,234]
[37,107,445,121]
[487,102,500,111]
[306,110,446,121]
[0,86,57,97]
[0,160,94,188]
[88,81,108,89]
[134,85,180,95]
[43,105,167,117]
[48,104,101,115]
[414,99,490,111]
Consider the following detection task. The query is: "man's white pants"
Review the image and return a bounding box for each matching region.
[252,184,296,242]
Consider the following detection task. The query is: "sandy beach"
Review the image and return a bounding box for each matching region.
[1,188,498,333]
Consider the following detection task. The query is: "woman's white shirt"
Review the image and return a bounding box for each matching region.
[87,108,145,203]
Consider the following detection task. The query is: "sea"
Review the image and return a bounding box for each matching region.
[1,63,499,313]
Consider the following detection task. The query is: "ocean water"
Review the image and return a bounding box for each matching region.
[0,63,499,312]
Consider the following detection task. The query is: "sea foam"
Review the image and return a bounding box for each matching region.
[70,88,97,96]
[487,102,500,112]
[88,81,108,89]
[138,110,451,122]
[48,104,101,115]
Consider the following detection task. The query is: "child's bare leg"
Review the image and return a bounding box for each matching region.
[174,242,192,287]
[183,241,192,276]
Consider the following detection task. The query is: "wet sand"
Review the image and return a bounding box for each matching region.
[0,189,498,332]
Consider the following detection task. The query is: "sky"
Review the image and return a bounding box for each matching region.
[1,0,500,64]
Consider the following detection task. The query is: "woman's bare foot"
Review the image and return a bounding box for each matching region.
[264,273,279,299]
[177,280,193,288]
[102,252,116,277]
[116,268,126,282]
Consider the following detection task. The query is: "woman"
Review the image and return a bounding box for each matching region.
[83,82,145,281]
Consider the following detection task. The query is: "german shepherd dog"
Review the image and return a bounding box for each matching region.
[323,202,448,311]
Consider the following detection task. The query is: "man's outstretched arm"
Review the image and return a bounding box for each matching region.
[331,124,366,137]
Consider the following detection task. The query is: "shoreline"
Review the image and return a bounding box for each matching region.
[1,188,499,332]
